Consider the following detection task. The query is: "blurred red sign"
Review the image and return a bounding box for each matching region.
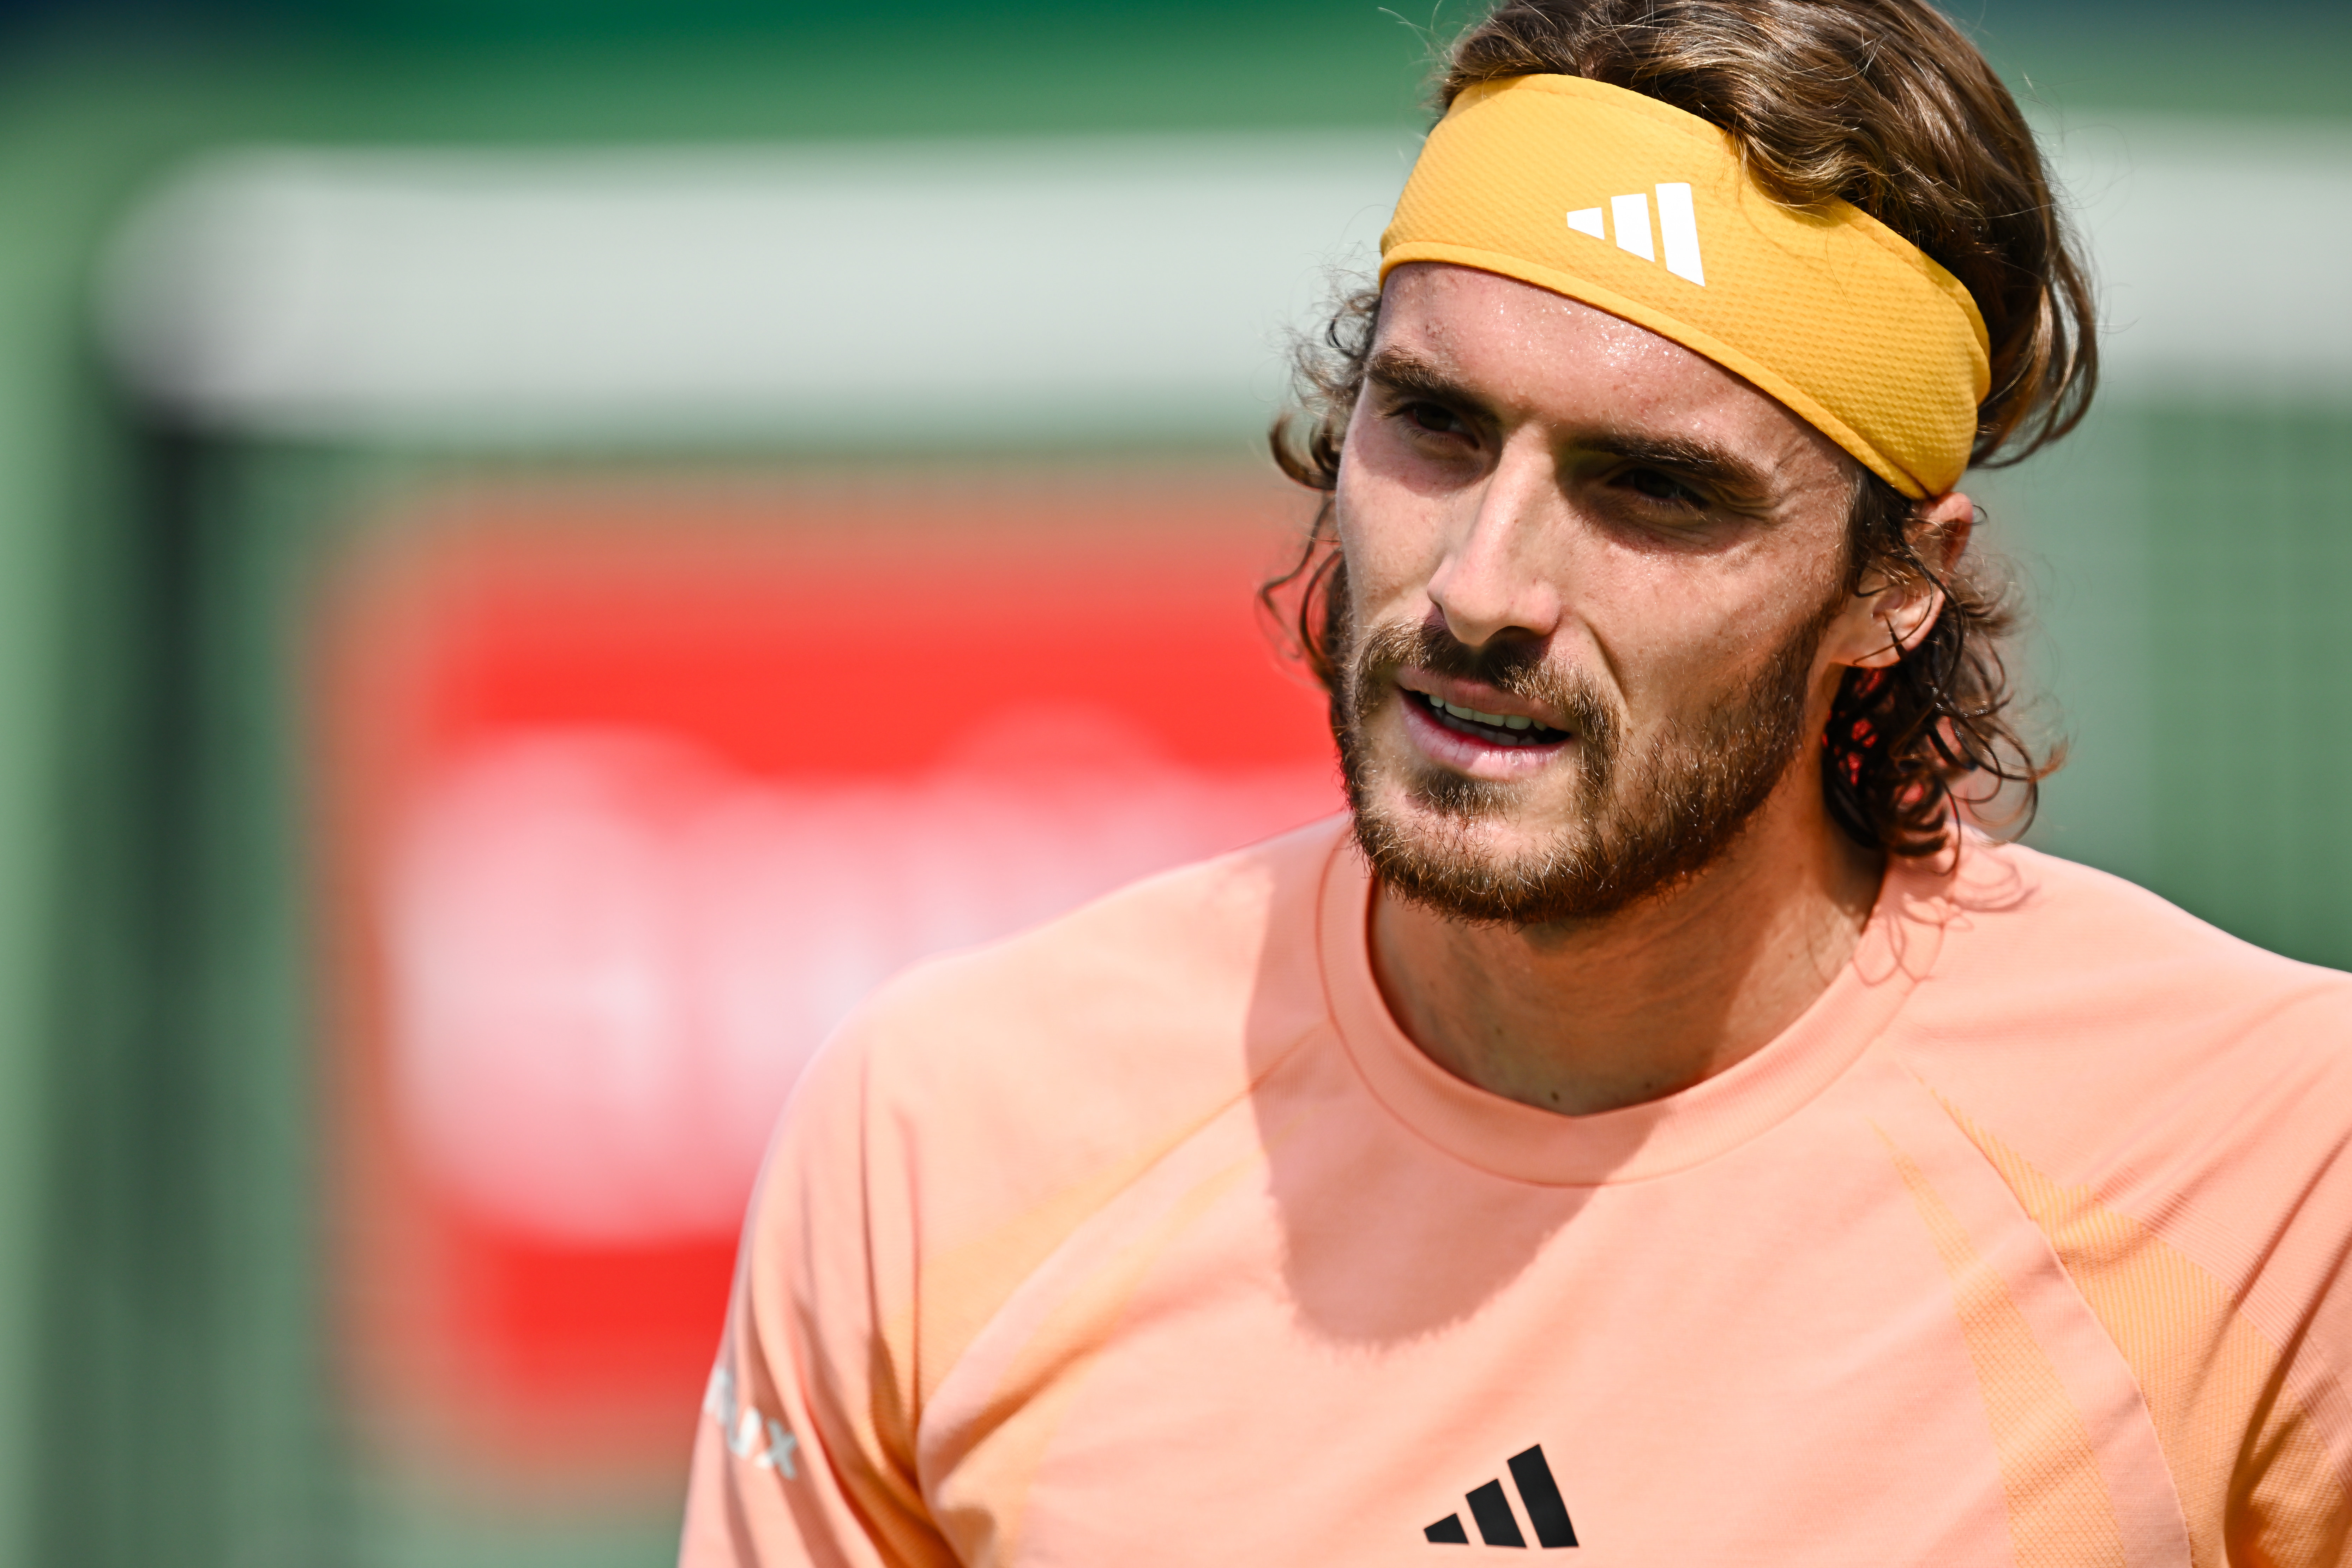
[320,466,1337,1491]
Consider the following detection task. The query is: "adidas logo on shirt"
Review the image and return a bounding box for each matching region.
[1425,1443,1580,1548]
[1566,182,1706,286]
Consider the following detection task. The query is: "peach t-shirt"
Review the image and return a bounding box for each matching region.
[681,817,2352,1567]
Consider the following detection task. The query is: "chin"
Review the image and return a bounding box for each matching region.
[1343,728,1789,928]
[1347,770,1599,926]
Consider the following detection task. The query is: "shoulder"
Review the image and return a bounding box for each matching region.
[780,814,1347,1211]
[1909,837,2352,1058]
[852,811,1341,1070]
[1899,843,2352,1551]
[1899,836,2352,1280]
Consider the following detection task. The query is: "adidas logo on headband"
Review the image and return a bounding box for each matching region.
[1565,182,1706,286]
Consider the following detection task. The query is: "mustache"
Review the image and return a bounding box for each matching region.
[1345,619,1620,750]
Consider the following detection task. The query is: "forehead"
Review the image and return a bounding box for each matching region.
[1373,262,1844,472]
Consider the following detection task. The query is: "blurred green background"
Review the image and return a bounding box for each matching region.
[0,1,2342,1565]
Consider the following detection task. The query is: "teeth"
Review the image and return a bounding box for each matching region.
[1435,696,1534,731]
[1439,701,1533,728]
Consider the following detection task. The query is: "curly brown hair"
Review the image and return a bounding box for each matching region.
[1267,0,2094,858]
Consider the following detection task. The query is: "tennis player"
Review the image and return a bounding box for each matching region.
[682,1,2352,1562]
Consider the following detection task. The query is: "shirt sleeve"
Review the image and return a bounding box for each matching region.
[678,1022,954,1568]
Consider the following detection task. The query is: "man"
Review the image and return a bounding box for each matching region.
[684,1,2352,1562]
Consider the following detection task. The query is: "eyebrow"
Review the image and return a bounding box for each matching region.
[1364,345,1474,408]
[1583,431,1775,507]
[1363,345,1778,507]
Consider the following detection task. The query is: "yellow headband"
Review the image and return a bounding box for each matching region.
[1379,75,1991,498]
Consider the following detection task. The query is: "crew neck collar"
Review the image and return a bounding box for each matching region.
[1315,834,1955,1186]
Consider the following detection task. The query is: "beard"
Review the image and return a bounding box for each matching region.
[1333,575,1841,928]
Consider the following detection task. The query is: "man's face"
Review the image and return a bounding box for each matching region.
[1332,263,1872,924]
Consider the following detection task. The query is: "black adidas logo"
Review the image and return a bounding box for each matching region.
[1425,1444,1578,1548]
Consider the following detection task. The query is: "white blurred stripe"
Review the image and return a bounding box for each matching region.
[100,132,1418,444]
[96,115,2352,445]
[2039,114,2352,393]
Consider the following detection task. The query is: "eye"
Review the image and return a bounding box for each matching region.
[1617,466,1704,508]
[1396,400,1472,439]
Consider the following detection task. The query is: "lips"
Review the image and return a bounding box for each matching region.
[1411,689,1569,748]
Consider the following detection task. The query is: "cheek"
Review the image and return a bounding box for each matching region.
[1589,585,1728,709]
[1333,448,1443,617]
[1584,557,1831,715]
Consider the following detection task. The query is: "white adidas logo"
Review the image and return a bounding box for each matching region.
[1566,182,1705,286]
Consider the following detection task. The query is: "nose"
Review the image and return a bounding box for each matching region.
[1425,436,1564,649]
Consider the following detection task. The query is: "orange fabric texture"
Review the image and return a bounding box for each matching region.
[682,821,2352,1566]
[1379,76,1991,497]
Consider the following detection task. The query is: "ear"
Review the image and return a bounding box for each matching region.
[1828,489,1974,671]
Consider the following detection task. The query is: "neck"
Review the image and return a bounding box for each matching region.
[1367,770,1885,1117]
